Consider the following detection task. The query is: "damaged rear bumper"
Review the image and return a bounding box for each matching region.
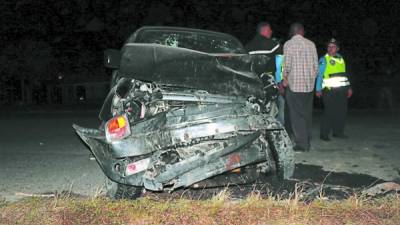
[73,104,285,191]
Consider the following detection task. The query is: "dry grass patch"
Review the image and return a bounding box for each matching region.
[0,191,399,225]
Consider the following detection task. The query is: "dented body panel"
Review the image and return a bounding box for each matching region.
[119,44,263,97]
[74,26,294,196]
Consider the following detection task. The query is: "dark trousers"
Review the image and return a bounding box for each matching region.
[321,87,348,137]
[284,93,293,137]
[286,88,314,150]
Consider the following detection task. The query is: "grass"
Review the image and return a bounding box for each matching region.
[0,191,399,225]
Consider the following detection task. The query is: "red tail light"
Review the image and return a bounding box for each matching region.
[105,115,131,142]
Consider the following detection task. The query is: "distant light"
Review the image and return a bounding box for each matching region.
[58,75,63,80]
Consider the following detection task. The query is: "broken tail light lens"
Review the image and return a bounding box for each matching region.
[105,115,131,142]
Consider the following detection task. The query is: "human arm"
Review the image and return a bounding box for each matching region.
[312,44,319,79]
[275,54,285,95]
[275,54,283,83]
[342,57,353,98]
[315,57,326,97]
[282,42,290,87]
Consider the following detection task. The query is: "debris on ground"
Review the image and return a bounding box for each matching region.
[361,181,400,197]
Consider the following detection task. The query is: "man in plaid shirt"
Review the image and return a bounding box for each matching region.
[282,22,318,152]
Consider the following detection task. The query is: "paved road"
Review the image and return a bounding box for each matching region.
[296,110,400,182]
[0,110,399,201]
[0,111,104,201]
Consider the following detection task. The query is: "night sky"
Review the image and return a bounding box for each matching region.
[1,0,399,107]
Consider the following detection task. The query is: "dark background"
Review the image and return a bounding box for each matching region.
[1,0,399,109]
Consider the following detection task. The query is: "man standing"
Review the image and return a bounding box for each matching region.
[316,38,353,141]
[282,22,318,152]
[245,22,285,125]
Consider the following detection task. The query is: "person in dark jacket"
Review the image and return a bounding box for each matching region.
[245,22,286,126]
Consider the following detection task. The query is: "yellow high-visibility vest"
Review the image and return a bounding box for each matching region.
[322,54,349,88]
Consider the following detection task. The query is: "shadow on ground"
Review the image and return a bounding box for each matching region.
[140,163,395,202]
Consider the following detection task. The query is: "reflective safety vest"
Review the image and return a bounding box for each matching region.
[322,54,350,89]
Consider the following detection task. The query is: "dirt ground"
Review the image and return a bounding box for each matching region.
[297,110,400,182]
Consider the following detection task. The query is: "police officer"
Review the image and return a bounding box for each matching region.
[245,22,285,125]
[316,38,353,141]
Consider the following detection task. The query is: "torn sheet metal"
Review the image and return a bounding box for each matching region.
[73,26,294,197]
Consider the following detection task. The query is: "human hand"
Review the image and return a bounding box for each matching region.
[277,83,285,96]
[282,78,288,87]
[316,91,322,98]
[347,88,353,98]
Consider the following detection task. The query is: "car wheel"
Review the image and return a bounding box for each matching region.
[266,129,295,179]
[105,177,143,200]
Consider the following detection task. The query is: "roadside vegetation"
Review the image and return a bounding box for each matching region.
[1,190,399,225]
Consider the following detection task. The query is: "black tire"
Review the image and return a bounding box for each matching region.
[266,129,295,179]
[105,177,143,200]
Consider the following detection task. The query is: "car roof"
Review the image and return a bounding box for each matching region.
[126,26,242,44]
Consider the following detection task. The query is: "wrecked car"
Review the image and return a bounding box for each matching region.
[73,26,294,199]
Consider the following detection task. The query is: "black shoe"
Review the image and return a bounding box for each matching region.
[333,133,348,139]
[320,135,331,141]
[293,145,306,152]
